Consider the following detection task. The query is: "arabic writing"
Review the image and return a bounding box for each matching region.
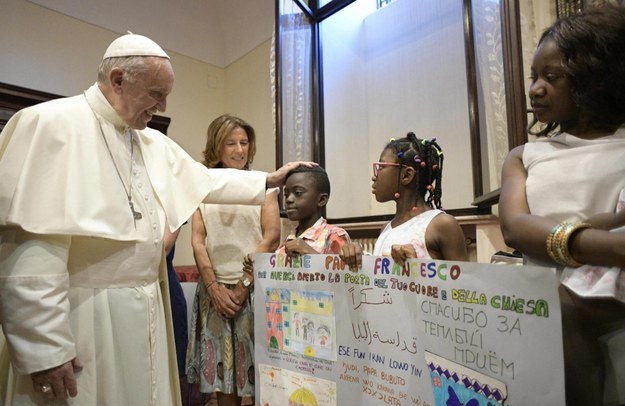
[351,321,418,355]
[349,287,393,310]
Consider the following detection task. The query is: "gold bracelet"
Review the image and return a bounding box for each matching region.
[551,223,570,265]
[562,222,591,267]
[546,224,560,264]
[546,222,590,267]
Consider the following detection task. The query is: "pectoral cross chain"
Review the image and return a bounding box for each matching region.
[92,104,144,229]
[129,199,143,226]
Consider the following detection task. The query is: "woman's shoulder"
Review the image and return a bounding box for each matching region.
[502,144,525,166]
[507,144,527,159]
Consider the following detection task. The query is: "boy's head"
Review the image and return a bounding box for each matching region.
[283,166,331,223]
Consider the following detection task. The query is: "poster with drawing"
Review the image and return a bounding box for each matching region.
[253,253,565,405]
[264,288,336,361]
[258,365,337,406]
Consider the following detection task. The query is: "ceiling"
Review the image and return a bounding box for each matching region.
[27,0,276,68]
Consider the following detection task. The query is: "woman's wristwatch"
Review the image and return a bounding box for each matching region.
[240,275,253,289]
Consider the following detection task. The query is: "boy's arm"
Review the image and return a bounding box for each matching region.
[283,226,350,256]
[327,227,351,255]
[283,238,319,255]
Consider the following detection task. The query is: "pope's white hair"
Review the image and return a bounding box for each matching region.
[97,56,162,84]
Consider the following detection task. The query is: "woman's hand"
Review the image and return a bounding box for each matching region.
[207,284,242,319]
[232,282,250,312]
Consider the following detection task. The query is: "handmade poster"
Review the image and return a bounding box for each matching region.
[258,364,337,406]
[253,253,565,405]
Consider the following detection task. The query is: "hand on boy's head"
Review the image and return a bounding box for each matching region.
[266,161,318,188]
[391,244,417,267]
[284,238,316,256]
[339,242,363,272]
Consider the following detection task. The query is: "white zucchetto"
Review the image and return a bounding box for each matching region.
[103,33,170,60]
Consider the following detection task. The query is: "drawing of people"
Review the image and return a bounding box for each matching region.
[293,312,301,336]
[317,325,330,347]
[302,318,309,341]
[307,321,315,343]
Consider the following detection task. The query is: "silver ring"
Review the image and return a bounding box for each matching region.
[40,384,52,393]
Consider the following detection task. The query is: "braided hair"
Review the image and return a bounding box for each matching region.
[385,132,444,209]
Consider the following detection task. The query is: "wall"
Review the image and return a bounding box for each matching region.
[0,0,504,266]
[0,0,275,266]
[322,0,474,218]
[174,40,275,266]
[225,40,275,173]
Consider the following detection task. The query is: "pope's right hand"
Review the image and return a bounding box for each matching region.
[31,357,83,400]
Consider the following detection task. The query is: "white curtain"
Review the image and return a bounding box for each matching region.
[471,0,556,191]
[519,0,556,142]
[472,0,509,192]
[272,0,314,164]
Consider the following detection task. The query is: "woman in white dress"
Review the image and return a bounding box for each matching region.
[499,6,625,405]
[186,115,281,406]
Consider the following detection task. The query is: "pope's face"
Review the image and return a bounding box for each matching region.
[118,58,174,129]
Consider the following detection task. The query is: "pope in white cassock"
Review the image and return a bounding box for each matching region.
[0,34,310,405]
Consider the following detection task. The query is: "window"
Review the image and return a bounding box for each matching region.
[275,0,517,219]
[377,0,396,8]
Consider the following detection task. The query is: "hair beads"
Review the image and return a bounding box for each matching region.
[386,132,444,209]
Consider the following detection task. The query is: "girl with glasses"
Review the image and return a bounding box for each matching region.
[340,133,468,271]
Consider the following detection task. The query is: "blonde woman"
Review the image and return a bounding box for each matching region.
[186,114,281,406]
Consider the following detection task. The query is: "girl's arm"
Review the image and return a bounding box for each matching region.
[428,213,468,261]
[499,146,556,262]
[585,209,625,231]
[499,146,625,267]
